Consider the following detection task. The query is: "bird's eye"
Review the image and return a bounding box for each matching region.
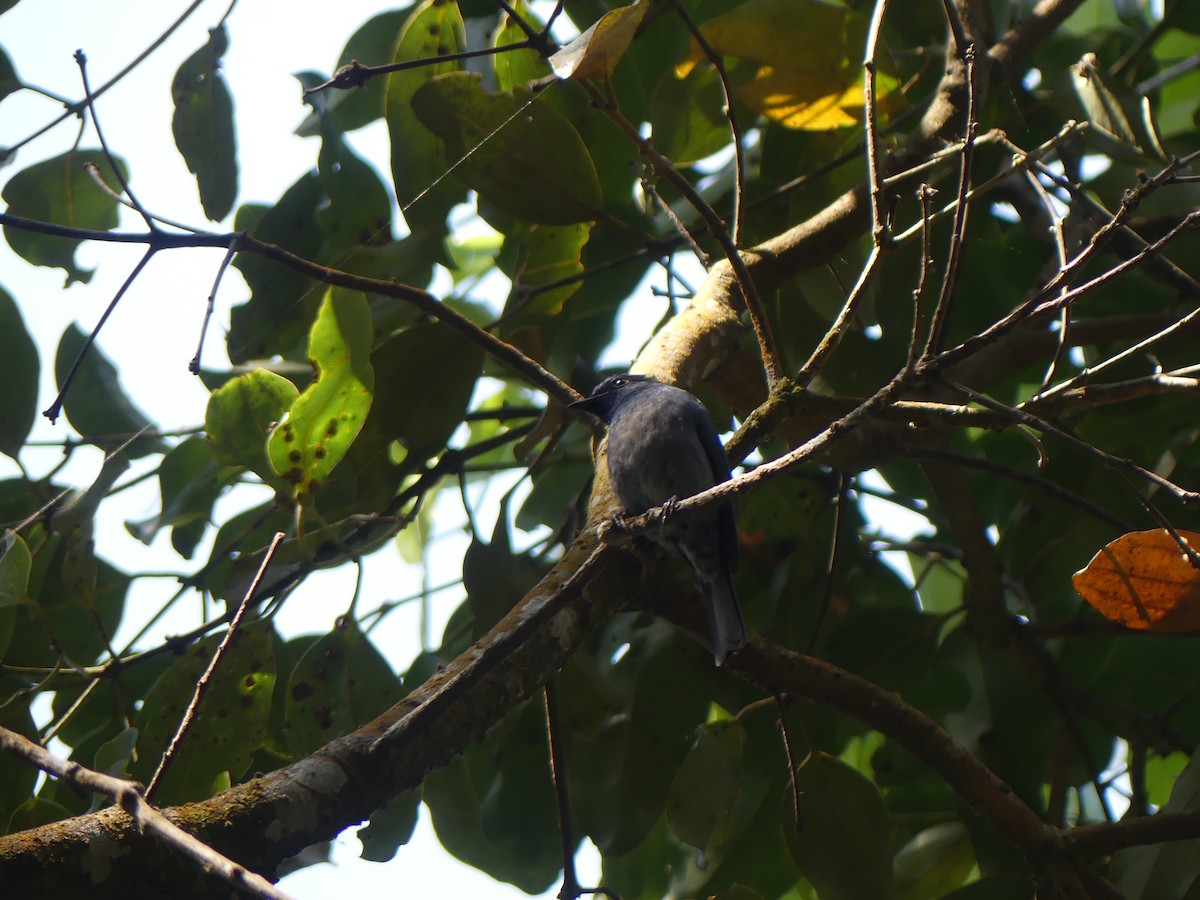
[613,377,627,387]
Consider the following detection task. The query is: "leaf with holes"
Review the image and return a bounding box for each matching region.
[284,618,403,757]
[266,289,374,508]
[130,620,276,806]
[1073,529,1200,632]
[205,368,299,493]
[385,0,467,234]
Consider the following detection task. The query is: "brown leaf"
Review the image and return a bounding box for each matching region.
[1073,529,1200,632]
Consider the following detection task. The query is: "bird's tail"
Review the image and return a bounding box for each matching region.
[704,572,746,666]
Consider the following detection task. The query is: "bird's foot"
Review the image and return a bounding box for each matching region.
[597,515,634,546]
[651,495,681,529]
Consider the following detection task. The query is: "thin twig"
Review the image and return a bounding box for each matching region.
[191,245,237,373]
[0,212,580,406]
[907,183,936,368]
[1,0,209,163]
[0,725,295,900]
[146,532,286,799]
[922,42,977,358]
[303,41,536,96]
[74,50,156,230]
[863,0,892,245]
[44,249,155,424]
[585,89,784,386]
[944,380,1200,505]
[672,1,745,246]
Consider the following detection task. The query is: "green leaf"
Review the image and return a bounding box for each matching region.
[492,1,549,92]
[343,320,482,508]
[423,700,561,893]
[666,720,744,852]
[266,289,374,508]
[7,797,70,833]
[0,530,30,657]
[651,65,731,166]
[0,530,31,608]
[563,620,714,855]
[783,753,898,900]
[130,620,277,805]
[53,324,165,458]
[296,8,413,136]
[0,285,38,458]
[0,45,22,104]
[172,25,238,220]
[205,367,299,490]
[284,618,403,757]
[358,789,420,862]
[1,149,128,284]
[893,822,976,898]
[125,437,228,556]
[412,73,603,224]
[315,127,391,253]
[385,0,467,235]
[463,512,542,637]
[6,542,129,668]
[93,726,138,779]
[1116,748,1200,897]
[500,221,591,325]
[227,173,326,363]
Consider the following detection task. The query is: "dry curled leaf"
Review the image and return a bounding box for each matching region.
[1073,528,1200,632]
[549,0,648,81]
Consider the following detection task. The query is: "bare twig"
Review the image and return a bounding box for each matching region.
[672,1,746,246]
[585,90,784,386]
[944,380,1200,505]
[922,42,977,358]
[191,245,237,373]
[44,249,155,423]
[863,0,892,245]
[146,532,286,799]
[0,725,295,900]
[2,0,209,163]
[0,212,580,406]
[74,50,156,230]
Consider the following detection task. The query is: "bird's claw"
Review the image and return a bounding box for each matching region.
[653,495,681,528]
[598,515,633,546]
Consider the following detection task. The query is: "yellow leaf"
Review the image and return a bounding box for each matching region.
[675,0,901,131]
[1072,529,1200,632]
[549,0,648,81]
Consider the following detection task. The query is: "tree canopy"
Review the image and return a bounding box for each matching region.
[3,0,1200,898]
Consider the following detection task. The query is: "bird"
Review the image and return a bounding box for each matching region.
[570,373,746,664]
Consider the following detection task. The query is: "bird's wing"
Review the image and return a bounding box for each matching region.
[694,420,739,574]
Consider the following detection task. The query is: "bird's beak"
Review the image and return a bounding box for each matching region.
[568,395,604,417]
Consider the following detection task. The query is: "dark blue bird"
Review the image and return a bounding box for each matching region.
[571,374,745,664]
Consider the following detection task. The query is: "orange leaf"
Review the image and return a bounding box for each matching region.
[1073,529,1200,632]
